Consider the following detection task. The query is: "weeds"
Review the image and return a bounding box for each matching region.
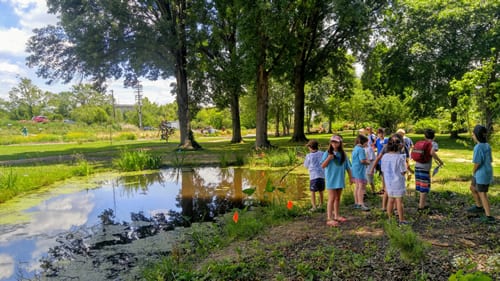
[72,154,93,176]
[384,220,428,264]
[114,149,162,171]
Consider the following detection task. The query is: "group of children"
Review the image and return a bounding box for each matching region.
[303,125,495,227]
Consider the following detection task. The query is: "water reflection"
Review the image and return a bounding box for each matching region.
[0,167,307,281]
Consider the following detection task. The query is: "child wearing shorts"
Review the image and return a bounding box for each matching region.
[381,135,408,225]
[304,140,325,211]
[467,125,495,224]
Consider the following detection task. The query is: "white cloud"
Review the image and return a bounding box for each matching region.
[13,0,58,29]
[0,27,29,56]
[0,0,175,105]
[0,60,22,74]
[0,254,14,279]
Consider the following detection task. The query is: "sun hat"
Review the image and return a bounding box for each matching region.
[330,135,342,143]
[396,129,405,135]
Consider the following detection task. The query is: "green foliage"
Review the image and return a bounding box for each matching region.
[384,220,428,264]
[449,270,492,281]
[0,169,19,201]
[114,132,137,141]
[372,95,409,133]
[263,148,300,167]
[413,118,440,134]
[114,150,162,171]
[72,154,93,176]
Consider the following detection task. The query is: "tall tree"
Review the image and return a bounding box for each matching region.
[287,0,387,142]
[26,0,200,148]
[194,0,245,143]
[237,0,292,148]
[7,78,48,120]
[378,0,499,137]
[450,55,499,135]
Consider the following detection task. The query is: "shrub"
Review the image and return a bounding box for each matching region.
[114,132,137,141]
[114,149,162,171]
[413,118,440,134]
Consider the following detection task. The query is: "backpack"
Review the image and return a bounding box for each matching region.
[411,140,433,163]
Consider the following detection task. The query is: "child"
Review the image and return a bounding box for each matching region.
[374,128,389,194]
[414,129,444,210]
[304,140,325,211]
[466,125,495,224]
[321,135,353,227]
[381,135,408,225]
[352,134,370,211]
[364,132,377,195]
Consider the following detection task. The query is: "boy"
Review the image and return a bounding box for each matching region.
[304,140,325,211]
[414,129,444,211]
[467,125,495,224]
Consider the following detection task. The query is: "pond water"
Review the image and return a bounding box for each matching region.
[0,167,307,281]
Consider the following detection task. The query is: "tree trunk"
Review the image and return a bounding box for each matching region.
[291,65,308,142]
[230,91,243,143]
[450,95,459,139]
[255,64,271,148]
[275,107,280,137]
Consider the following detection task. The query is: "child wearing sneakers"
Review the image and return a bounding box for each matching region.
[381,135,408,225]
[304,140,325,211]
[351,134,370,211]
[467,125,495,224]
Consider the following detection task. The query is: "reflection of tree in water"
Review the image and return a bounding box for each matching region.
[177,167,245,223]
[115,172,165,195]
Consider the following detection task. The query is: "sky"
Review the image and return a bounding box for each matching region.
[0,0,176,105]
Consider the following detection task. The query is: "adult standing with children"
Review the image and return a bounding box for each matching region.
[466,125,495,224]
[322,135,353,227]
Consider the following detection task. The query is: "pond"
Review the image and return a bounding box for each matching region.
[0,167,308,281]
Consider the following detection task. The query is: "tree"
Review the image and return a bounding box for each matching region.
[193,0,245,143]
[26,0,200,149]
[7,78,48,120]
[287,0,387,142]
[372,95,409,134]
[237,0,294,148]
[377,0,499,137]
[343,86,374,135]
[449,55,499,136]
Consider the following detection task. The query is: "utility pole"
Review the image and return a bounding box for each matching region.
[135,83,143,129]
[110,89,116,121]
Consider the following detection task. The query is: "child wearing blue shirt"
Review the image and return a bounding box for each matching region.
[352,134,370,211]
[467,125,495,224]
[321,135,353,227]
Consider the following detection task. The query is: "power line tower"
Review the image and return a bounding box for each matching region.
[135,83,143,129]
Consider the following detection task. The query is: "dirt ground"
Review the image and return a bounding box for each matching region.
[198,190,499,281]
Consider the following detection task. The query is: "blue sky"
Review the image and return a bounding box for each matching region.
[0,0,175,105]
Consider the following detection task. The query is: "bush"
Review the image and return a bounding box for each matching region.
[413,118,440,134]
[114,149,162,171]
[114,132,137,141]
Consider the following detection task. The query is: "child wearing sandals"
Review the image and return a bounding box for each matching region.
[321,135,353,227]
[381,135,408,225]
[352,134,371,211]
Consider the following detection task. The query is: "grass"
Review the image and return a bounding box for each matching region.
[0,130,499,280]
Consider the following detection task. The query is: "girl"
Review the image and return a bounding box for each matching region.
[381,135,408,225]
[352,134,370,211]
[321,135,353,227]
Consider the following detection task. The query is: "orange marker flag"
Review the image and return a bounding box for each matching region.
[287,201,293,210]
[233,211,239,223]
